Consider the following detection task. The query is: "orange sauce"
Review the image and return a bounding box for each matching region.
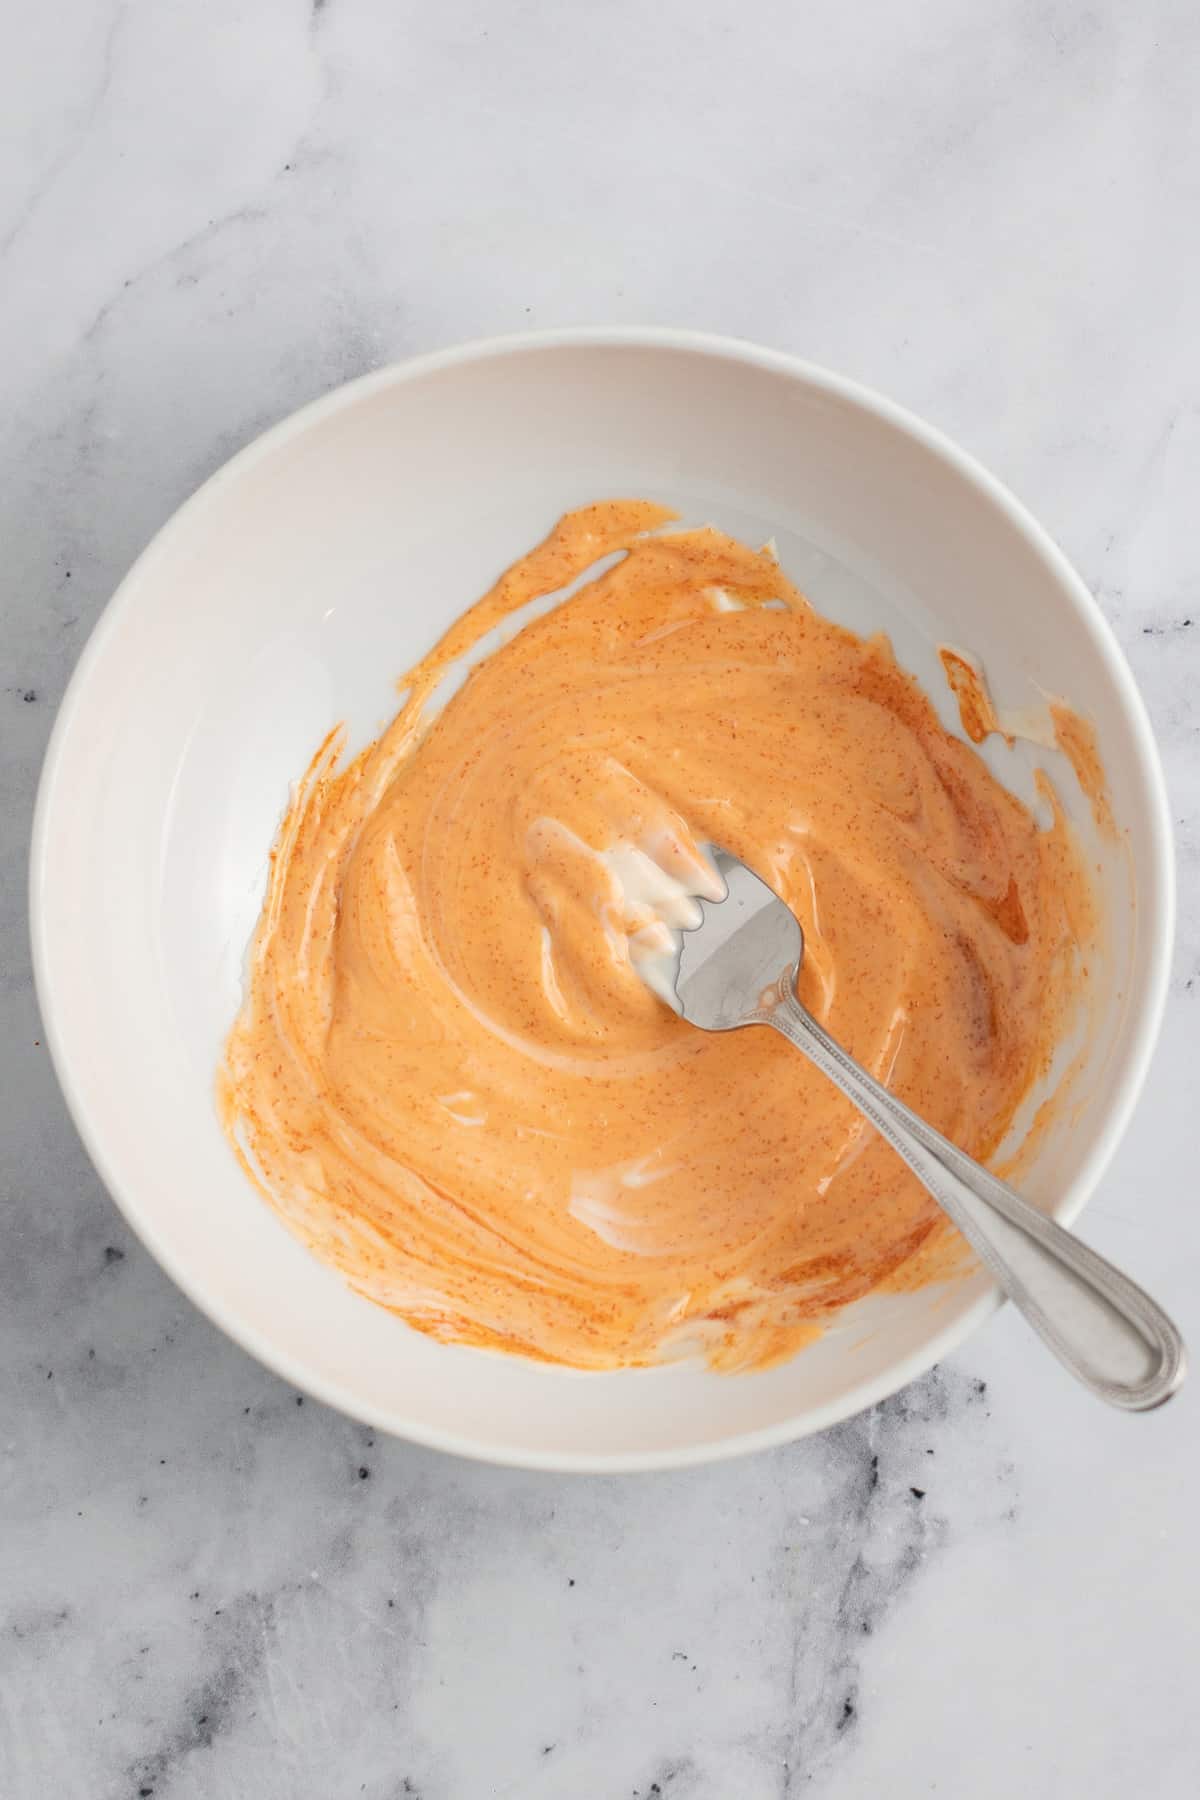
[219,503,1098,1372]
[937,648,1116,843]
[938,646,1013,747]
[1051,702,1117,839]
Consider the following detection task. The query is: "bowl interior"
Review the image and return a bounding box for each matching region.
[32,336,1170,1468]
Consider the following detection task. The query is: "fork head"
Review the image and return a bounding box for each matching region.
[663,847,805,1032]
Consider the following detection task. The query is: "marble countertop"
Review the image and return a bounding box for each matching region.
[4,3,1199,1795]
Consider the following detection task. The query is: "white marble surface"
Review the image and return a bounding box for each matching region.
[3,2,1199,1795]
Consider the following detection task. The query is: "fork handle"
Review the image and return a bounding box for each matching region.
[761,982,1185,1411]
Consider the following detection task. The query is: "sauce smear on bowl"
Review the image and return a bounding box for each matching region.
[219,502,1098,1371]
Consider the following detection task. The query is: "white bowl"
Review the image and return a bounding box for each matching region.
[31,330,1173,1471]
